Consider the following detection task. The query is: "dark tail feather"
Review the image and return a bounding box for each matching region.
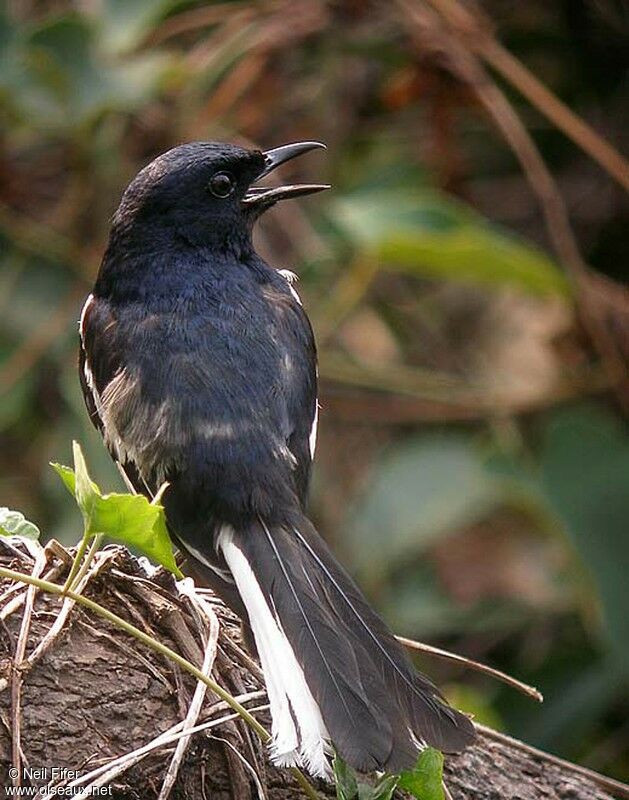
[290,519,476,760]
[220,513,475,775]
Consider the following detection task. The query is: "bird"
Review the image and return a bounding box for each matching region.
[78,140,475,779]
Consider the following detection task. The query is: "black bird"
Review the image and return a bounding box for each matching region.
[79,141,475,778]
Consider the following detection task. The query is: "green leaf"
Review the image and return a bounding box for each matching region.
[398,747,445,800]
[51,442,182,578]
[344,436,504,583]
[333,190,569,297]
[93,491,181,577]
[99,0,182,53]
[540,406,629,668]
[50,462,77,496]
[19,13,169,130]
[72,439,101,522]
[333,755,359,800]
[0,508,40,541]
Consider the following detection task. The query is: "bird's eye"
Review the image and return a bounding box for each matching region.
[208,171,236,198]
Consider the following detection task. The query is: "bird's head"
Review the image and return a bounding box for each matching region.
[111,140,328,251]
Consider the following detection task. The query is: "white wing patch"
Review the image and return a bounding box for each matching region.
[278,269,303,306]
[309,401,319,460]
[183,539,234,584]
[79,293,94,338]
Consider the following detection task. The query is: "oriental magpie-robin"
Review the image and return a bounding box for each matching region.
[79,141,475,778]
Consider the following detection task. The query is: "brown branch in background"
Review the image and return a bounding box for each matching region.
[419,0,629,193]
[321,365,611,424]
[320,352,611,415]
[190,51,270,138]
[398,0,629,413]
[482,38,629,192]
[181,11,256,84]
[396,634,543,701]
[315,257,381,342]
[145,2,251,47]
[181,0,327,138]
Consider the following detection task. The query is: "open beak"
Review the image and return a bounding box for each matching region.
[243,141,330,208]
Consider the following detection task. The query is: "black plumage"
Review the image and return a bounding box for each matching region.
[79,140,475,778]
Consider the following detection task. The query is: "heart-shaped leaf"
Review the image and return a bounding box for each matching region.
[398,747,445,800]
[52,442,181,577]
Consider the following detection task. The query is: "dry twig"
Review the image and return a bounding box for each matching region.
[398,0,629,412]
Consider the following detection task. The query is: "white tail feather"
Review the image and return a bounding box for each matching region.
[218,527,331,778]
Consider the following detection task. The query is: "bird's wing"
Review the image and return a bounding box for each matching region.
[78,293,149,497]
[276,271,319,506]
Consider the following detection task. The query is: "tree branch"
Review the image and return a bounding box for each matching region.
[0,540,626,800]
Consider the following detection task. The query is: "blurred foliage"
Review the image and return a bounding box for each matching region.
[333,189,570,296]
[0,507,40,540]
[1,0,628,784]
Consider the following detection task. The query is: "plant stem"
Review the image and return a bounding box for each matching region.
[291,767,323,800]
[70,534,103,592]
[61,531,92,594]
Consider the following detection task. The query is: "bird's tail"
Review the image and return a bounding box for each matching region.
[217,513,475,778]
